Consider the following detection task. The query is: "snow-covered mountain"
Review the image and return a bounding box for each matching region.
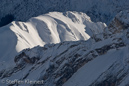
[0,11,106,72]
[0,0,129,27]
[1,0,129,86]
[0,10,129,86]
[64,10,129,86]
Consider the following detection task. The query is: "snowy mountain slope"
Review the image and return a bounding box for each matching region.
[0,11,106,70]
[0,34,124,86]
[0,25,128,86]
[0,0,129,26]
[63,47,129,86]
[64,10,129,86]
[0,10,129,86]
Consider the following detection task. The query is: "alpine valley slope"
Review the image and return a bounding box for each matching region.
[1,11,129,86]
[0,11,106,71]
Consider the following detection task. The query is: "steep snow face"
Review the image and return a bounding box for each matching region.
[0,0,129,25]
[0,11,106,68]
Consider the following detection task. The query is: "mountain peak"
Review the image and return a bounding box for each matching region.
[1,1,129,86]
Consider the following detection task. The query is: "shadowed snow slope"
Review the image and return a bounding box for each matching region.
[0,11,106,67]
